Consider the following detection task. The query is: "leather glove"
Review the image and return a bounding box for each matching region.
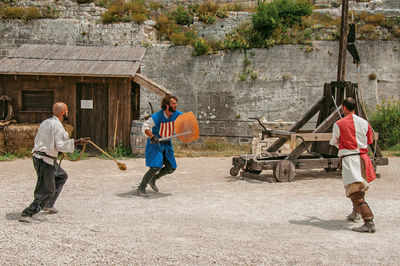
[150,136,159,144]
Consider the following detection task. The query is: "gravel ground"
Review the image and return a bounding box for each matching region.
[0,157,399,265]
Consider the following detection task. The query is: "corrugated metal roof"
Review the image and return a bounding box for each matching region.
[0,44,146,77]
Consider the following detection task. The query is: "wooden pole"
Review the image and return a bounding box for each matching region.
[337,0,349,83]
[113,100,119,151]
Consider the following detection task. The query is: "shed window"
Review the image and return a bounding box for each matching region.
[22,91,54,111]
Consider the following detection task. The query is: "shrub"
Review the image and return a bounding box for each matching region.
[364,13,385,25]
[101,10,116,23]
[197,1,219,24]
[274,0,313,28]
[359,24,376,33]
[224,22,253,49]
[101,0,149,24]
[170,5,193,25]
[216,5,228,18]
[0,6,41,20]
[149,1,162,11]
[155,13,177,40]
[131,13,147,24]
[193,38,210,56]
[370,98,400,149]
[252,0,279,38]
[170,29,197,46]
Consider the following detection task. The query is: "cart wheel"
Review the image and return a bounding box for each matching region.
[230,166,240,177]
[273,160,295,182]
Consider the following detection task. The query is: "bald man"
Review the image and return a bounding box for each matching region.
[19,102,88,223]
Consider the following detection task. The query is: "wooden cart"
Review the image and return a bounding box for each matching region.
[230,81,389,182]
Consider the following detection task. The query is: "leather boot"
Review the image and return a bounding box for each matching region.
[137,187,149,197]
[149,178,159,192]
[352,220,376,233]
[346,208,361,222]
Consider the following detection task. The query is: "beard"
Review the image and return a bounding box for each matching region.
[168,104,176,113]
[63,113,69,121]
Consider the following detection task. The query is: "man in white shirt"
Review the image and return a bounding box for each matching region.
[19,102,88,223]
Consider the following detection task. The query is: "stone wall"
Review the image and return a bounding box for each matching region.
[139,42,400,138]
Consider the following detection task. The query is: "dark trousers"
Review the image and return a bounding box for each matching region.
[21,157,68,217]
[139,152,175,190]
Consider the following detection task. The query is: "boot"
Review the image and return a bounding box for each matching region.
[352,220,375,233]
[149,178,159,192]
[346,208,361,222]
[18,215,35,223]
[137,187,149,197]
[43,206,59,214]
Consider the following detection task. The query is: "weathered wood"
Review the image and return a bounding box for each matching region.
[240,171,277,183]
[267,96,326,152]
[133,73,171,96]
[296,158,340,169]
[273,160,295,182]
[291,132,378,142]
[337,0,349,82]
[286,106,343,161]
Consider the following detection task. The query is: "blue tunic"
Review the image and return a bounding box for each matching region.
[145,110,183,168]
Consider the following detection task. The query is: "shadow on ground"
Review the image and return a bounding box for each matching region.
[289,216,355,231]
[225,169,341,184]
[117,190,172,199]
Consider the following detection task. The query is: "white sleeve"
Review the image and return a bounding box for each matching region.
[329,122,340,148]
[142,117,155,135]
[54,124,75,153]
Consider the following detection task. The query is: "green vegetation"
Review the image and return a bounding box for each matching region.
[101,0,149,24]
[370,98,400,150]
[224,0,313,50]
[0,2,60,20]
[0,149,31,161]
[62,149,88,161]
[169,5,193,25]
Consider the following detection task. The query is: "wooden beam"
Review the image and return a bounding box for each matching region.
[290,132,379,142]
[337,0,349,82]
[267,95,326,152]
[133,73,171,97]
[286,106,343,161]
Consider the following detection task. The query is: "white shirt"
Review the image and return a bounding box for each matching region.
[32,116,75,165]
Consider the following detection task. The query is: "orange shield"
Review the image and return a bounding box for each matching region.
[174,112,199,143]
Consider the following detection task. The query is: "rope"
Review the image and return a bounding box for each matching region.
[58,143,87,166]
[58,140,126,171]
[355,64,378,159]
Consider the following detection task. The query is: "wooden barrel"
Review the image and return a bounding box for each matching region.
[130,120,147,157]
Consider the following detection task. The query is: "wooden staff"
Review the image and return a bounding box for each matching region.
[88,140,126,171]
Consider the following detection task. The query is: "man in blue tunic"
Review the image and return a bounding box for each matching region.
[137,95,183,197]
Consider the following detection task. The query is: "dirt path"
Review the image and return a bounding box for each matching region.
[0,157,399,265]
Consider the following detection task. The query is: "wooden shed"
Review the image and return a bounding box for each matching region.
[0,44,170,152]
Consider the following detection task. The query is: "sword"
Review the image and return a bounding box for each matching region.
[159,131,192,141]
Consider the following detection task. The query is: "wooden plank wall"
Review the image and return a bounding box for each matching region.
[0,75,133,148]
[108,77,131,147]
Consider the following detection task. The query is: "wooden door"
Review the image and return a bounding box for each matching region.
[76,83,108,154]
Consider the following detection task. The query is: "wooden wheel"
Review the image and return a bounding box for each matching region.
[230,166,241,177]
[273,160,295,182]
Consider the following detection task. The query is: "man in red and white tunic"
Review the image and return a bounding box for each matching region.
[330,97,376,233]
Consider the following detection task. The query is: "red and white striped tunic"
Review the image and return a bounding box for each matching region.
[330,114,376,185]
[159,121,175,138]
